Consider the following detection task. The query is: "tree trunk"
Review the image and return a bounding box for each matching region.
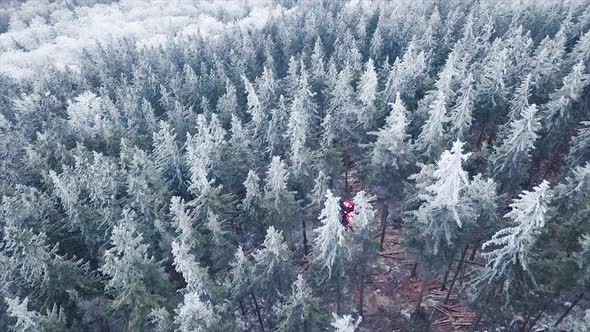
[461,244,478,286]
[410,262,418,278]
[239,299,247,316]
[302,220,309,256]
[470,286,496,332]
[414,270,430,317]
[553,293,584,328]
[440,257,454,291]
[344,155,349,194]
[250,289,265,332]
[444,246,468,304]
[358,272,365,317]
[520,312,531,332]
[379,204,389,252]
[336,279,343,314]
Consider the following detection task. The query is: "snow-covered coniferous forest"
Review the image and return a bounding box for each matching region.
[1,0,590,331]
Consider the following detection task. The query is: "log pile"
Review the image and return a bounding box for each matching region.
[427,289,458,302]
[432,304,476,330]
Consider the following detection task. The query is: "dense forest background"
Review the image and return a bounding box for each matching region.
[1,0,590,331]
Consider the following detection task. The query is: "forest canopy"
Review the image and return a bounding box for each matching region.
[0,0,589,331]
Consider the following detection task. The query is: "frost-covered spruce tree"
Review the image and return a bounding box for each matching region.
[266,95,289,157]
[356,58,378,129]
[330,313,362,332]
[252,226,294,301]
[152,121,184,188]
[384,40,428,101]
[311,190,352,311]
[171,239,219,332]
[243,75,266,147]
[449,73,475,141]
[471,181,551,305]
[119,141,168,221]
[286,89,311,177]
[306,170,331,217]
[273,274,321,332]
[426,140,472,228]
[552,162,590,217]
[240,170,268,242]
[226,245,266,332]
[543,61,589,134]
[4,296,68,332]
[312,190,351,280]
[350,190,378,317]
[576,234,590,286]
[567,121,590,169]
[242,170,263,218]
[262,156,298,234]
[185,114,229,217]
[416,90,449,161]
[490,104,541,190]
[507,74,532,122]
[220,115,256,192]
[205,211,233,271]
[101,209,169,330]
[170,195,200,252]
[403,141,474,314]
[370,92,412,172]
[215,80,238,126]
[1,223,88,304]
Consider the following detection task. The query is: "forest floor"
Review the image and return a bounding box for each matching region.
[345,169,478,332]
[358,226,477,332]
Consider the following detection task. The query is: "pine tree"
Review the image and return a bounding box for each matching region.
[491,104,541,189]
[507,74,532,122]
[543,61,589,133]
[252,226,294,296]
[266,95,289,157]
[216,80,238,126]
[262,156,297,231]
[330,313,361,332]
[471,181,551,304]
[553,162,590,213]
[273,274,321,332]
[152,121,184,187]
[5,296,39,332]
[243,75,266,147]
[171,238,218,331]
[220,115,256,191]
[185,114,226,201]
[287,81,311,176]
[306,170,331,217]
[242,170,262,212]
[449,73,475,140]
[311,190,351,281]
[369,24,383,61]
[370,92,411,170]
[567,121,590,169]
[350,190,378,317]
[384,41,428,101]
[575,234,590,285]
[356,58,378,129]
[101,209,169,330]
[426,140,471,228]
[416,90,449,161]
[174,291,219,332]
[5,297,68,332]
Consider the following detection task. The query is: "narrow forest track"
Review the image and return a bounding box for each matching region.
[346,166,478,332]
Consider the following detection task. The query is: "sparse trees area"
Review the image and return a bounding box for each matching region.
[1,0,590,331]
